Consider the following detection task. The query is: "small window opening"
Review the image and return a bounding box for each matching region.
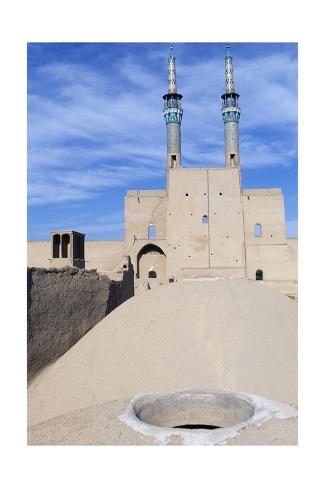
[256,269,263,281]
[230,154,237,167]
[255,223,262,237]
[185,193,189,196]
[53,234,60,258]
[148,224,156,240]
[148,270,157,278]
[219,192,223,196]
[169,278,175,283]
[61,234,70,258]
[170,154,176,168]
[202,215,208,224]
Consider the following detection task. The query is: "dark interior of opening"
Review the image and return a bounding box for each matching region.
[53,234,60,258]
[256,269,263,281]
[61,234,70,258]
[173,424,221,430]
[170,154,177,168]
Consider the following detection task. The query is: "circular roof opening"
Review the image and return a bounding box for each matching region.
[132,390,255,431]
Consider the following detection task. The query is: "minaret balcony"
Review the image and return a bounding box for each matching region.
[221,93,240,109]
[222,106,241,123]
[163,107,183,124]
[164,98,182,110]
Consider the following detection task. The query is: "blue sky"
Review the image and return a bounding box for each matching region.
[27,42,298,240]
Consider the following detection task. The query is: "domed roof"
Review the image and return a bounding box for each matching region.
[28,279,297,426]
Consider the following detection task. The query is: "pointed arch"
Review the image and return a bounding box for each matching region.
[137,244,166,280]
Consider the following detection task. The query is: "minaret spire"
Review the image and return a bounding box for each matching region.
[225,44,235,93]
[168,45,177,94]
[163,44,183,169]
[221,44,241,168]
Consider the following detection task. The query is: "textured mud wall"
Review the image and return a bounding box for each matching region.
[27,266,134,380]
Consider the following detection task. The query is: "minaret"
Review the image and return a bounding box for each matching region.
[163,45,183,169]
[221,44,241,168]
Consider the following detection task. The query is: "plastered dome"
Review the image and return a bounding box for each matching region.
[28,278,297,429]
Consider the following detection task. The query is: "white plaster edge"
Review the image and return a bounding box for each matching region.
[118,389,297,446]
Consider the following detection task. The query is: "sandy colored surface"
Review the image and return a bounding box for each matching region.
[28,395,297,446]
[28,279,297,438]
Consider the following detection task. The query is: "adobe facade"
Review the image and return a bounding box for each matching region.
[27,45,298,298]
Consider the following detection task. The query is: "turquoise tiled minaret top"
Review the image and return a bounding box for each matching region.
[163,45,183,169]
[163,45,183,125]
[221,44,241,168]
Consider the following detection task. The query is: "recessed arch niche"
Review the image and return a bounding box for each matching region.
[137,244,166,281]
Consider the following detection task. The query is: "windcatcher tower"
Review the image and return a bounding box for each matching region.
[163,45,183,169]
[221,44,241,168]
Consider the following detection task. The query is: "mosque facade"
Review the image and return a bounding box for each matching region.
[28,46,298,298]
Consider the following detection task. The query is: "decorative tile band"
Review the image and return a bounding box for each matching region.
[167,123,181,154]
[164,107,183,125]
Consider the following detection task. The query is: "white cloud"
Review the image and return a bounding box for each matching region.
[29,211,124,239]
[28,45,297,206]
[28,180,97,205]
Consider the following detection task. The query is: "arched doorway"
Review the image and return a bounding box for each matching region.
[256,269,263,281]
[137,244,166,282]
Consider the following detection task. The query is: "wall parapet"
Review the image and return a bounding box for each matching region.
[127,190,167,197]
[243,188,282,195]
